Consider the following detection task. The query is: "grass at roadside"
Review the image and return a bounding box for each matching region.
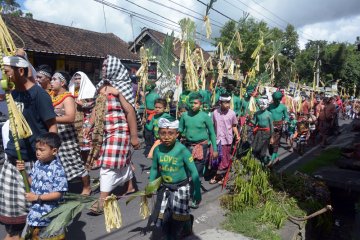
[298,148,341,174]
[222,207,280,240]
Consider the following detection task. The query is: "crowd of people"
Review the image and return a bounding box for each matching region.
[0,50,355,240]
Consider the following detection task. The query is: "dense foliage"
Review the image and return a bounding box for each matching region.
[215,17,360,94]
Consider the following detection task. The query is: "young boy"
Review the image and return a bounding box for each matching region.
[251,99,273,165]
[16,132,68,239]
[287,113,297,152]
[149,117,201,240]
[146,98,173,158]
[210,93,239,184]
[178,92,218,178]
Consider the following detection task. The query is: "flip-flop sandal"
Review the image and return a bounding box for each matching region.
[89,200,104,215]
[217,179,224,185]
[81,191,92,196]
[209,177,218,184]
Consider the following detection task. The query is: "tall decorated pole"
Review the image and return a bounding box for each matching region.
[0,15,32,192]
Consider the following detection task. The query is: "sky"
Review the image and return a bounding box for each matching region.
[18,0,360,50]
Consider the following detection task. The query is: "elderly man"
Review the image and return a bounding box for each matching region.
[0,55,57,240]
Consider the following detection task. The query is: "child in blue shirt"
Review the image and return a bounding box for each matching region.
[17,132,68,239]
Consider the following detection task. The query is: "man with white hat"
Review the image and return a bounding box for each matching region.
[0,55,57,240]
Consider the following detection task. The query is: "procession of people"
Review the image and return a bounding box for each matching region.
[0,49,354,240]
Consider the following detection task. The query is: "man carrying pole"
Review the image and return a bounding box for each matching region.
[0,55,57,240]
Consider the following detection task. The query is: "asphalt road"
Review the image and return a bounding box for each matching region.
[0,118,351,239]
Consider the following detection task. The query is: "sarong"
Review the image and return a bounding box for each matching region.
[252,129,271,162]
[57,123,87,181]
[270,120,283,154]
[217,144,231,174]
[157,181,191,221]
[0,159,33,224]
[185,140,208,177]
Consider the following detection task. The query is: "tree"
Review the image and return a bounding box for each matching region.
[0,0,32,18]
[282,24,300,60]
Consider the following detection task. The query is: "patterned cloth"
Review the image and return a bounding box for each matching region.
[56,108,87,181]
[0,159,33,224]
[270,120,283,153]
[27,157,68,226]
[159,183,190,221]
[96,55,141,126]
[95,94,130,169]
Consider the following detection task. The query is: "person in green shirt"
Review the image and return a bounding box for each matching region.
[146,99,173,158]
[143,82,160,156]
[287,112,297,152]
[239,92,251,125]
[179,92,218,180]
[251,99,273,165]
[145,82,160,111]
[232,89,242,117]
[149,117,201,240]
[267,91,289,164]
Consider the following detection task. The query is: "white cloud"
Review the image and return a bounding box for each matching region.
[22,0,360,49]
[298,15,360,48]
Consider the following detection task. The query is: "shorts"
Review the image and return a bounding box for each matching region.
[100,165,133,192]
[5,223,25,237]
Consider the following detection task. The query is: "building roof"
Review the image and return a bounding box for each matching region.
[129,28,211,60]
[2,14,138,60]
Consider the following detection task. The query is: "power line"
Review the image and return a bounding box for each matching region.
[145,0,222,29]
[166,0,224,26]
[94,0,215,45]
[196,0,236,21]
[120,0,214,41]
[231,0,287,29]
[250,0,316,41]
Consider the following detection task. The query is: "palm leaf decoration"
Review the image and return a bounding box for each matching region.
[203,0,217,39]
[179,18,196,49]
[42,194,97,235]
[158,31,175,78]
[42,178,162,235]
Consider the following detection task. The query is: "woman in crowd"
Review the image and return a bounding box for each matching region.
[50,71,91,195]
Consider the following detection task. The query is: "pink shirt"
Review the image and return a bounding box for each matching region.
[213,108,237,145]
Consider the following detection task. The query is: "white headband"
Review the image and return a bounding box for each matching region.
[158,118,179,129]
[3,56,29,68]
[219,96,231,101]
[53,72,66,83]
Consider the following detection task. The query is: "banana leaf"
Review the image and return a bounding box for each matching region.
[41,194,97,235]
[126,177,162,205]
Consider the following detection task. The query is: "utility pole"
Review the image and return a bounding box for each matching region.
[315,45,320,89]
[130,14,136,54]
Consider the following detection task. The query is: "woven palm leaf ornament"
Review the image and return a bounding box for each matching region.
[178,18,200,92]
[135,46,149,105]
[203,0,217,39]
[0,15,32,192]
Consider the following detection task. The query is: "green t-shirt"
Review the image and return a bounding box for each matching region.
[145,90,160,110]
[149,141,201,201]
[145,112,172,139]
[178,110,217,152]
[288,119,297,134]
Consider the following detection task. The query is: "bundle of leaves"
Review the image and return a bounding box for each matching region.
[220,150,332,237]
